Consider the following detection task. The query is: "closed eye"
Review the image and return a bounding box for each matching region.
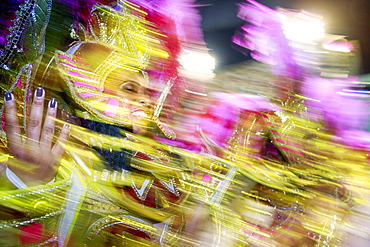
[120,81,139,94]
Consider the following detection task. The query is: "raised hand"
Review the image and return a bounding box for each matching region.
[3,87,70,187]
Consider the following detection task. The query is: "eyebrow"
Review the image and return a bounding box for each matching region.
[121,80,140,86]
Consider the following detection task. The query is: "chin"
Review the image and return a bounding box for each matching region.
[132,126,148,135]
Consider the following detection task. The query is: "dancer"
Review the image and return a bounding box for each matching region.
[195,1,370,246]
[2,0,236,246]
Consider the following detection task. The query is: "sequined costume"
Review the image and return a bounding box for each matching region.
[44,1,236,246]
[0,0,223,246]
[195,1,370,246]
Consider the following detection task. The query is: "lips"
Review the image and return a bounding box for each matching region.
[131,110,148,118]
[130,108,150,119]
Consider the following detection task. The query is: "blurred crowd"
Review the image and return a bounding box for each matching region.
[0,0,370,246]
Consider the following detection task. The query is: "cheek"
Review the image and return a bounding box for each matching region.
[113,91,134,104]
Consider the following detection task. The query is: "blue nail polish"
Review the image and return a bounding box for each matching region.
[36,87,43,97]
[65,120,72,129]
[50,98,56,108]
[4,92,12,102]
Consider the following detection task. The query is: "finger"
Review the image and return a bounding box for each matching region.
[51,121,71,162]
[3,92,22,155]
[26,87,45,144]
[40,98,57,151]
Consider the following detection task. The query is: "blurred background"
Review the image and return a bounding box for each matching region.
[197,0,370,74]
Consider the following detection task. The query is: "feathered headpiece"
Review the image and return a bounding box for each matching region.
[53,3,173,135]
[55,0,205,139]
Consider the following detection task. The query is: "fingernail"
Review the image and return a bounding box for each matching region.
[36,87,43,98]
[64,120,71,129]
[4,92,12,102]
[49,98,56,108]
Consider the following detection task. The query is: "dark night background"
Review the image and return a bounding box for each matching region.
[197,0,370,74]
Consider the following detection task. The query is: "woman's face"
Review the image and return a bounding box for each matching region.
[104,68,154,135]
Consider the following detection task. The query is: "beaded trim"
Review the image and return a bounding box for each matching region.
[38,236,58,246]
[86,214,156,240]
[131,178,154,201]
[84,190,128,214]
[0,0,36,68]
[188,154,238,205]
[0,169,72,232]
[0,209,63,229]
[54,48,133,128]
[0,179,72,201]
[130,150,178,173]
[0,0,52,68]
[88,4,153,70]
[91,169,132,184]
[159,178,180,197]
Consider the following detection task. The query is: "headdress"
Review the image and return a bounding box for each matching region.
[0,0,53,147]
[54,1,183,137]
